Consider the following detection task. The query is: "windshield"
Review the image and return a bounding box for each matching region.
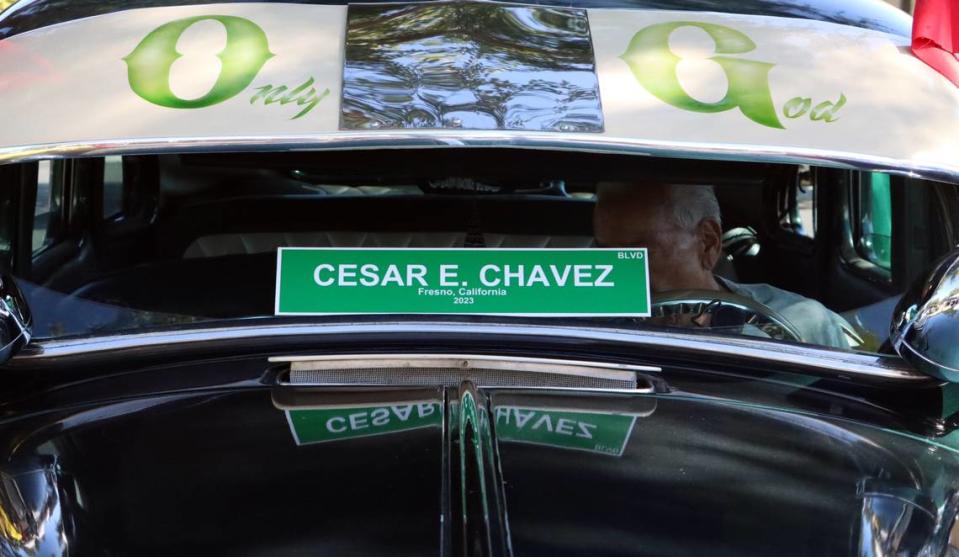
[4,149,956,353]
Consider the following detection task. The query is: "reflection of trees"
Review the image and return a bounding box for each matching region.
[581,0,907,35]
[914,288,959,327]
[0,0,909,40]
[0,0,202,37]
[343,3,601,131]
[347,4,591,67]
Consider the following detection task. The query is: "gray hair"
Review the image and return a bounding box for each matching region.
[669,185,722,230]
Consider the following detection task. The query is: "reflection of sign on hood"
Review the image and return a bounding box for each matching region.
[494,406,639,456]
[285,402,442,445]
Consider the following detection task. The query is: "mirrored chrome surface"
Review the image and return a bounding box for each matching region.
[16,321,926,383]
[857,480,942,557]
[892,250,959,383]
[0,466,69,557]
[5,133,959,185]
[274,353,658,390]
[342,2,603,132]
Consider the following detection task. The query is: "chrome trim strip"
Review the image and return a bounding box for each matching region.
[272,353,660,376]
[277,353,657,384]
[463,385,654,395]
[0,132,956,182]
[17,321,926,382]
[280,380,654,392]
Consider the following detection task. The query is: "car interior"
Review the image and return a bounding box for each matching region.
[1,149,956,350]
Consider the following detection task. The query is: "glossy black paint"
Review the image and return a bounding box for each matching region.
[0,0,911,41]
[2,324,951,433]
[491,390,956,557]
[3,342,959,556]
[1,387,445,556]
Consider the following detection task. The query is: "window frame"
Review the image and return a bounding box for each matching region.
[31,159,69,256]
[101,155,126,221]
[0,163,34,273]
[776,165,817,240]
[28,159,90,282]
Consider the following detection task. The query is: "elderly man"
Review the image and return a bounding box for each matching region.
[593,182,852,349]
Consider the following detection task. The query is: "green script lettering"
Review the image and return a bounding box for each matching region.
[810,94,847,122]
[782,96,812,119]
[125,15,274,109]
[620,21,784,129]
[783,94,846,122]
[250,78,331,119]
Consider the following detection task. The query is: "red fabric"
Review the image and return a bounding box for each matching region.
[912,0,959,86]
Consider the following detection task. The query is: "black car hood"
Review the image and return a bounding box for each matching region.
[3,375,959,557]
[490,391,943,557]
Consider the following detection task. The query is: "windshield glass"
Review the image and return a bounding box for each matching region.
[6,149,956,353]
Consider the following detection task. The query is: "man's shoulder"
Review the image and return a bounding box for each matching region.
[719,278,807,311]
[719,278,851,348]
[734,282,828,314]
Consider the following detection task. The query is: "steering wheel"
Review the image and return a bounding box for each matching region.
[650,289,803,343]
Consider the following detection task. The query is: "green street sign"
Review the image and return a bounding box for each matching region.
[275,248,650,316]
[286,402,442,445]
[494,406,638,456]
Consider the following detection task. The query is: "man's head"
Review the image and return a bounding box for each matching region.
[594,182,724,292]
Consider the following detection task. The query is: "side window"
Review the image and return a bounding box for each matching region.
[103,155,124,219]
[840,171,893,285]
[853,172,893,272]
[32,160,66,255]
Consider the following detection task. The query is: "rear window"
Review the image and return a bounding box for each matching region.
[5,150,951,356]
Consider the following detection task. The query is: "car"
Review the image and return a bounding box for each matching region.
[2,0,959,555]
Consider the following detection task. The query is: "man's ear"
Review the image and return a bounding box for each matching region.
[697,218,724,271]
